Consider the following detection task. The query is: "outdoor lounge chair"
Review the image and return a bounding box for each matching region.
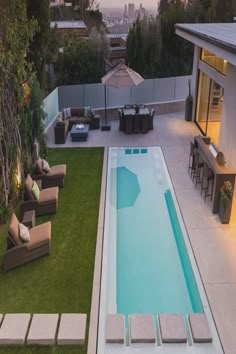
[20,174,59,217]
[34,157,67,188]
[3,213,51,272]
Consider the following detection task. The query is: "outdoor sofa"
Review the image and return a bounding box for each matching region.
[33,157,67,188]
[20,174,59,217]
[54,107,100,144]
[3,213,51,272]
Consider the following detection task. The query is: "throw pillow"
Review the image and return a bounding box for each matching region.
[19,223,30,242]
[84,106,89,118]
[42,159,50,173]
[32,181,40,200]
[64,107,71,119]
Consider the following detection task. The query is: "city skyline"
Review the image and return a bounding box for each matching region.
[100,0,157,10]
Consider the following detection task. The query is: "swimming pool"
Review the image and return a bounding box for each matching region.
[97,147,222,353]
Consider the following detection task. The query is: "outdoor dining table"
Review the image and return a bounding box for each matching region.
[121,107,151,134]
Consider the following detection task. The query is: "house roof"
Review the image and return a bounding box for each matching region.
[50,21,87,29]
[175,23,236,54]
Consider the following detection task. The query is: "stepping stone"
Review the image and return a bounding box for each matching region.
[158,314,187,343]
[188,313,212,343]
[27,314,59,345]
[130,314,156,344]
[0,313,31,345]
[106,314,125,344]
[57,313,87,345]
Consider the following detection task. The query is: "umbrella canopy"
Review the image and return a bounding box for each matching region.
[101,62,144,88]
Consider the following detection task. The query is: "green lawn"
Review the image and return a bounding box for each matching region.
[0,147,104,354]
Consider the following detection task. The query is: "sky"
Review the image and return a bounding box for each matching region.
[100,0,157,10]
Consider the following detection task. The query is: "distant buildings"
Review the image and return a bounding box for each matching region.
[123,3,146,23]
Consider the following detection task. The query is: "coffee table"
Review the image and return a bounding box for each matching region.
[70,124,89,142]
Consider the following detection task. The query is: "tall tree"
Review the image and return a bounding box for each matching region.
[27,0,51,91]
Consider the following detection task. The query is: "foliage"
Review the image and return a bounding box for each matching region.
[0,0,36,208]
[220,181,233,209]
[55,29,109,85]
[186,0,233,22]
[186,79,193,104]
[127,0,234,79]
[27,0,56,94]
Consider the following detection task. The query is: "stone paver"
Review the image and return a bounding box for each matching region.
[188,314,212,343]
[27,314,59,345]
[130,314,156,344]
[106,314,125,344]
[57,313,87,345]
[0,314,31,345]
[158,314,187,343]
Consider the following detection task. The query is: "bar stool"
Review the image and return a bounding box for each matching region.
[192,149,203,184]
[201,162,214,201]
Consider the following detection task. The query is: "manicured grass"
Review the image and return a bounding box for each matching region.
[0,147,104,354]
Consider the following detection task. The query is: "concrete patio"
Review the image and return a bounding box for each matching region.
[46,112,236,354]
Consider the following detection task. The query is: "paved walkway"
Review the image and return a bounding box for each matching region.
[47,113,236,354]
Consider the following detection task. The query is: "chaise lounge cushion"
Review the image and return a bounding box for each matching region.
[27,222,51,251]
[39,187,59,205]
[47,164,66,178]
[9,213,21,246]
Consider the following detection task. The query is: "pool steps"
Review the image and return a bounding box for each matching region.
[125,148,148,155]
[106,313,212,346]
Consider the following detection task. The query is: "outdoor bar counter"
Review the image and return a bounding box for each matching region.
[195,136,236,213]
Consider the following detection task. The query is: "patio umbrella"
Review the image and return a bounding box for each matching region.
[101,62,144,130]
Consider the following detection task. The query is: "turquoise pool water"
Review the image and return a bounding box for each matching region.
[109,147,203,322]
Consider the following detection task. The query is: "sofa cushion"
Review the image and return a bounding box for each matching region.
[9,213,21,246]
[39,187,59,205]
[71,108,84,117]
[27,221,51,251]
[25,174,34,200]
[19,223,30,242]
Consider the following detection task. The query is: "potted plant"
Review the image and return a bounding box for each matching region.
[219,181,233,224]
[185,79,193,121]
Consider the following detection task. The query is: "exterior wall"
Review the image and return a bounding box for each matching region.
[191,45,200,121]
[219,63,236,168]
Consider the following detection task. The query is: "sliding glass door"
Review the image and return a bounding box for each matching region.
[196,71,223,144]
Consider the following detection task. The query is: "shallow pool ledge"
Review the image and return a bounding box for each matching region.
[87,147,108,354]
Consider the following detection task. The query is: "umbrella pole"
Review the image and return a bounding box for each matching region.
[105,85,107,125]
[101,84,111,131]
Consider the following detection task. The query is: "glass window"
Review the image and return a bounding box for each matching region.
[201,49,227,75]
[196,70,223,144]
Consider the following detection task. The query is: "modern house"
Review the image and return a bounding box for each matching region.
[50,21,88,38]
[176,23,236,169]
[107,33,127,65]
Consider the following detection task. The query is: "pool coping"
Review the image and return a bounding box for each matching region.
[94,146,224,354]
[87,146,108,354]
